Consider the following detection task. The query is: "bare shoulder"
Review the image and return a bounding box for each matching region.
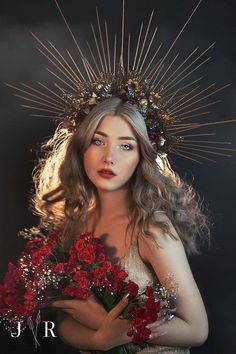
[138,212,185,264]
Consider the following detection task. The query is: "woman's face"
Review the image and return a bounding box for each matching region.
[83,115,140,193]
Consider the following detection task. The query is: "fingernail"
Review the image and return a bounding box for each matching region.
[164,314,175,321]
[122,293,130,302]
[169,308,176,314]
[160,331,167,336]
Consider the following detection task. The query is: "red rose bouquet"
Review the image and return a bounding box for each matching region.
[0,225,176,352]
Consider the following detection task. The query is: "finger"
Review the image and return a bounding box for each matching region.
[158,308,176,319]
[106,293,129,321]
[147,315,175,330]
[51,300,77,309]
[149,331,167,340]
[146,318,166,330]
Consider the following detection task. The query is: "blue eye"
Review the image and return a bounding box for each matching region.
[121,144,133,151]
[92,138,104,146]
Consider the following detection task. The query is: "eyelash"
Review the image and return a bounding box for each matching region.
[91,138,134,151]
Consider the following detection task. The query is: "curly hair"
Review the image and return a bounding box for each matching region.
[32,98,211,255]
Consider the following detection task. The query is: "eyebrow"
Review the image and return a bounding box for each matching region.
[94,130,137,141]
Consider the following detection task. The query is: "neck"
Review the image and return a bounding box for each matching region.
[97,188,130,219]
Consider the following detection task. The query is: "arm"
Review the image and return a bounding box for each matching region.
[139,216,209,347]
[56,295,133,351]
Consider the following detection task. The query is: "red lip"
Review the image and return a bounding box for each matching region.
[97,169,117,179]
[98,168,116,175]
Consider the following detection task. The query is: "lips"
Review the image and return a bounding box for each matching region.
[98,168,116,176]
[97,168,116,179]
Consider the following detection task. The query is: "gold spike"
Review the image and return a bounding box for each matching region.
[169,111,211,123]
[36,82,68,103]
[175,146,218,163]
[164,56,211,94]
[81,58,92,82]
[5,82,64,109]
[178,133,216,137]
[153,54,179,88]
[180,142,235,151]
[91,23,105,72]
[20,83,65,107]
[170,100,222,119]
[96,8,108,73]
[171,148,203,164]
[113,34,117,74]
[119,0,125,73]
[132,22,143,70]
[48,41,82,83]
[145,58,162,81]
[168,83,201,109]
[139,26,158,73]
[156,0,203,72]
[175,145,232,157]
[182,139,231,145]
[31,33,79,87]
[169,83,216,114]
[86,41,101,75]
[30,114,60,119]
[105,20,112,74]
[66,50,86,82]
[170,84,230,116]
[197,119,236,128]
[171,125,202,134]
[163,42,215,91]
[54,0,83,58]
[54,83,67,94]
[141,43,162,78]
[37,46,79,89]
[14,94,64,112]
[127,33,131,73]
[135,10,154,72]
[46,68,77,92]
[53,0,93,81]
[149,63,165,84]
[21,105,61,114]
[161,47,199,88]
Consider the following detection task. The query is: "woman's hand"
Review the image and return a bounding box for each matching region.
[92,293,132,350]
[52,294,107,330]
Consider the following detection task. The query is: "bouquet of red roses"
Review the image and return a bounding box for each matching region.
[0,225,175,352]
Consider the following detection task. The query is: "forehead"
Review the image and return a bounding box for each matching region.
[96,114,136,137]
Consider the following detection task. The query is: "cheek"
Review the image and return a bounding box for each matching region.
[124,152,140,173]
[83,148,97,173]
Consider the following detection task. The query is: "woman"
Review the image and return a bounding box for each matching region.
[33,97,209,353]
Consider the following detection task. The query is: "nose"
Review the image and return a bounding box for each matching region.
[103,144,117,165]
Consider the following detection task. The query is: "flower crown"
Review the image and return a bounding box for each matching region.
[6,0,236,164]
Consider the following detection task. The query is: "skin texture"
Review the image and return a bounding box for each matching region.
[52,114,208,351]
[83,114,140,194]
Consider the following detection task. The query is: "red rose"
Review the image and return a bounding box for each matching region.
[74,288,92,300]
[125,280,139,298]
[53,263,64,274]
[73,271,89,283]
[93,266,106,280]
[133,326,151,343]
[97,253,106,264]
[62,284,77,297]
[77,244,95,264]
[74,238,86,252]
[117,270,128,280]
[103,260,112,271]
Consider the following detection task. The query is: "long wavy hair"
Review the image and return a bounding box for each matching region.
[32,97,211,255]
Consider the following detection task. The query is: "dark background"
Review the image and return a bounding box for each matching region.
[0,0,235,353]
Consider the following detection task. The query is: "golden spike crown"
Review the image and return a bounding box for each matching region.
[6,0,236,165]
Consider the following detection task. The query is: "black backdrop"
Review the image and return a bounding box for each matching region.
[0,1,235,353]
